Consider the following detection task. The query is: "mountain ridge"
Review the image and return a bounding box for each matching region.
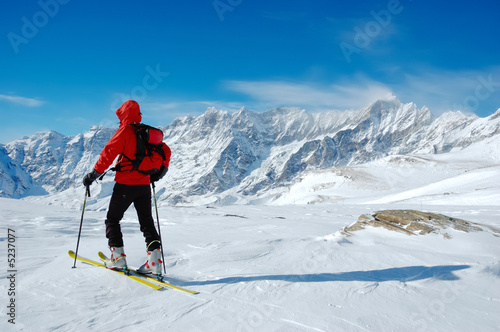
[1,98,499,205]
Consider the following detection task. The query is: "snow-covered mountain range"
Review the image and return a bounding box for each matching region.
[1,97,499,206]
[2,97,498,331]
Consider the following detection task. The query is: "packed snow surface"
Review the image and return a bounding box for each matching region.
[1,197,499,331]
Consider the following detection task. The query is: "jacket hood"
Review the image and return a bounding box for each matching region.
[115,100,142,125]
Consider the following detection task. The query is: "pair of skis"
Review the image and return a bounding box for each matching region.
[68,250,198,294]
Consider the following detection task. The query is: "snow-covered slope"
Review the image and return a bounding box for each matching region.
[272,132,500,206]
[1,198,499,331]
[1,98,499,207]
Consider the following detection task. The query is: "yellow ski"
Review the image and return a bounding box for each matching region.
[98,251,199,294]
[133,270,200,295]
[68,250,162,290]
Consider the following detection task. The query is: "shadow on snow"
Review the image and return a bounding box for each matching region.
[174,265,470,286]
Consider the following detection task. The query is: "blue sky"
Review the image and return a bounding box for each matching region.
[1,0,499,143]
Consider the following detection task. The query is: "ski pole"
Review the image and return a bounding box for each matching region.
[152,182,167,274]
[73,185,90,268]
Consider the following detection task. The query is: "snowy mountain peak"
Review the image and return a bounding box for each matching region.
[366,96,403,112]
[0,99,499,205]
[489,108,500,120]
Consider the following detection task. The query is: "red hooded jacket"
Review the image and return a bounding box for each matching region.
[94,100,171,185]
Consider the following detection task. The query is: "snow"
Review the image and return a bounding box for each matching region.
[271,135,500,207]
[1,189,499,331]
[1,100,499,331]
[3,98,499,206]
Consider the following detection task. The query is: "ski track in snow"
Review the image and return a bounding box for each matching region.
[0,198,499,331]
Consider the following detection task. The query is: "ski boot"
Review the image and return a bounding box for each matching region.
[137,248,163,275]
[102,246,127,270]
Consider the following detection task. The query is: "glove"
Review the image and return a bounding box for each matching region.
[83,169,102,187]
[150,166,168,183]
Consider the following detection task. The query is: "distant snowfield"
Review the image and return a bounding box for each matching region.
[1,196,499,331]
[272,137,500,207]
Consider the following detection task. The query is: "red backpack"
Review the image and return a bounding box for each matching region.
[114,123,166,175]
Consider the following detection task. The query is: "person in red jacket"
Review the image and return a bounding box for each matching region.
[83,100,171,275]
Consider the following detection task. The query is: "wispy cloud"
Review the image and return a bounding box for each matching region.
[140,100,245,124]
[224,77,394,111]
[0,94,43,107]
[393,66,500,116]
[224,66,500,117]
[140,66,500,124]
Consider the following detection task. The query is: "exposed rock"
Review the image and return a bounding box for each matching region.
[342,209,500,238]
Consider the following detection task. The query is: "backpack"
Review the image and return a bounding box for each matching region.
[114,123,166,175]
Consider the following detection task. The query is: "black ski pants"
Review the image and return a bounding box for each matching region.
[105,183,161,250]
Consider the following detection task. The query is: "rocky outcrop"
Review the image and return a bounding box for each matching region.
[342,210,500,238]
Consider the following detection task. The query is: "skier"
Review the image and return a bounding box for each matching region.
[82,100,171,275]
